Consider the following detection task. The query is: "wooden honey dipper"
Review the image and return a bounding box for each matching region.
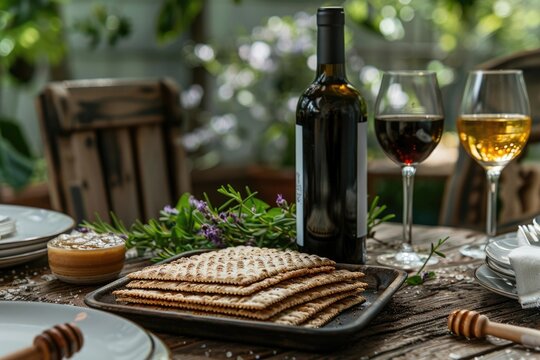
[448,309,540,348]
[0,323,84,360]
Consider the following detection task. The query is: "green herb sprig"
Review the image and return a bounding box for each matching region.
[405,236,450,286]
[367,195,396,238]
[82,185,394,261]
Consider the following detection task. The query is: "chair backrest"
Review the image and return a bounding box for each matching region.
[440,48,540,232]
[37,78,191,225]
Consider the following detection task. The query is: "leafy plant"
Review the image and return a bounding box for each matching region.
[73,4,131,48]
[406,236,450,286]
[0,117,34,190]
[82,185,394,261]
[367,195,396,238]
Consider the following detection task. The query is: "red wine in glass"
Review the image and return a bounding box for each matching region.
[375,114,444,166]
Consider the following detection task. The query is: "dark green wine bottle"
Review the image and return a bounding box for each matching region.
[295,7,368,264]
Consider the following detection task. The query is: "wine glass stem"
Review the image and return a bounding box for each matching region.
[402,165,416,250]
[486,168,501,238]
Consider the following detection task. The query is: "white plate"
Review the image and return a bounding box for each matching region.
[0,205,74,249]
[475,264,517,299]
[484,232,519,268]
[0,241,46,257]
[149,333,171,360]
[0,248,48,268]
[485,257,515,279]
[0,301,153,359]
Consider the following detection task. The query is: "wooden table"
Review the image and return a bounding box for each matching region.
[1,223,539,359]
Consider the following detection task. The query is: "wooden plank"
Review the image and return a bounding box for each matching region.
[169,126,191,197]
[99,129,141,225]
[35,93,63,211]
[70,131,110,222]
[56,136,78,218]
[160,78,191,197]
[134,124,171,220]
[63,80,164,131]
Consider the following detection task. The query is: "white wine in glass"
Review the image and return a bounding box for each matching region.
[457,70,531,258]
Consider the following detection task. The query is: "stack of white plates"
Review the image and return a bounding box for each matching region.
[475,232,519,299]
[0,205,74,268]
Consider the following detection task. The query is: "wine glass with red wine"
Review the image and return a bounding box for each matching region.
[374,71,445,269]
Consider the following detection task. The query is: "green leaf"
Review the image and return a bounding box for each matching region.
[406,275,423,285]
[0,136,34,189]
[434,250,446,258]
[156,0,203,44]
[0,117,32,157]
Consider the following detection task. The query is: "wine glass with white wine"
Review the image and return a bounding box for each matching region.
[457,70,531,258]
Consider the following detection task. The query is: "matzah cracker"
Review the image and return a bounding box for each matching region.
[271,290,362,325]
[127,246,335,285]
[125,266,335,295]
[304,295,366,328]
[115,279,364,320]
[115,270,366,310]
[115,289,361,326]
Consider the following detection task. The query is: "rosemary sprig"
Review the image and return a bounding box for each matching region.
[367,195,396,238]
[406,236,450,286]
[81,184,394,261]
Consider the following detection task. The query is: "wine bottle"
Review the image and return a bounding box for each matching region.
[295,7,368,264]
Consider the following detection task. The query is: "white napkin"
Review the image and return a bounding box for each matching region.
[509,244,540,309]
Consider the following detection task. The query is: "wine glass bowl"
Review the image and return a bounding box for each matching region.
[457,70,531,258]
[374,71,444,269]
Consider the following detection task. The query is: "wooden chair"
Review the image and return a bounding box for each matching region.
[440,48,540,232]
[37,78,191,225]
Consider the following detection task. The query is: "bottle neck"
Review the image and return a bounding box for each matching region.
[316,64,347,79]
[316,23,346,79]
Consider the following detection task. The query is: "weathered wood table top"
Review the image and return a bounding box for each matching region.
[1,223,539,359]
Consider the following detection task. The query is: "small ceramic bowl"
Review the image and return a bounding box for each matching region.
[47,231,126,284]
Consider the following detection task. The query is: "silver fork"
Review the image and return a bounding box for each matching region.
[518,225,539,246]
[527,224,540,244]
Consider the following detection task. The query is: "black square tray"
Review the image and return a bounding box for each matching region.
[85,250,406,351]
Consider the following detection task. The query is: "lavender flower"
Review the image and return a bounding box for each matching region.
[200,224,224,248]
[276,194,287,208]
[190,196,211,218]
[163,205,179,215]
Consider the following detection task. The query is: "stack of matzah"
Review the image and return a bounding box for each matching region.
[114,246,367,327]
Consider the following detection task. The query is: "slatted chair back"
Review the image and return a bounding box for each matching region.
[36,78,191,225]
[440,48,540,232]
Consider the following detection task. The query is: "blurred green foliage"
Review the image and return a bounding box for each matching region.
[345,0,540,59]
[73,4,131,49]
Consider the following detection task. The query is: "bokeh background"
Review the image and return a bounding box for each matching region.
[1,0,539,224]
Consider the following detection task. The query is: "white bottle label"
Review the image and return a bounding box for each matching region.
[295,124,304,246]
[358,122,367,237]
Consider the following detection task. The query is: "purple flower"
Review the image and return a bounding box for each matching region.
[189,196,211,218]
[276,194,287,208]
[163,205,179,215]
[200,224,224,248]
[76,227,90,233]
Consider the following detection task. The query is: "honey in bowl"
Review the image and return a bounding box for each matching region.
[48,231,126,284]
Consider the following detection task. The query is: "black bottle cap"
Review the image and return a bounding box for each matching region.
[317,7,344,26]
[316,7,345,65]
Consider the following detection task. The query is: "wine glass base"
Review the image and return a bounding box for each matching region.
[459,244,486,259]
[377,251,438,271]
